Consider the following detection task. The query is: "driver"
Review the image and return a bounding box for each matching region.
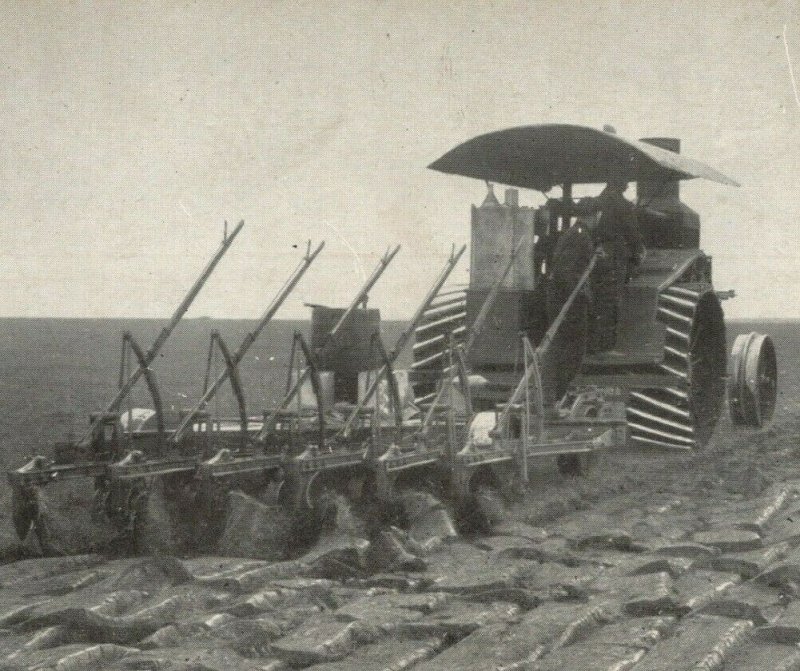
[585,179,646,350]
[591,177,646,282]
[551,179,646,352]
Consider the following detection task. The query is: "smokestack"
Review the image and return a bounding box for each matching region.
[636,137,701,248]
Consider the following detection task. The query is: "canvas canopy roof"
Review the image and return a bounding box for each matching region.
[428,124,739,191]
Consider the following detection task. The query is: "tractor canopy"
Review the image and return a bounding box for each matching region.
[428,124,738,192]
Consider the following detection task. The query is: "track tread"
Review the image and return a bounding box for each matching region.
[628,283,726,451]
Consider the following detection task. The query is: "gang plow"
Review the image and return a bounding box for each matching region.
[8,124,779,556]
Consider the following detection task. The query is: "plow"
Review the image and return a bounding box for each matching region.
[8,124,779,556]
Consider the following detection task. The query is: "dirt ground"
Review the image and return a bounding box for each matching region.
[0,318,799,670]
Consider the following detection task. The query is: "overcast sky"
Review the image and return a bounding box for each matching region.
[1,0,798,320]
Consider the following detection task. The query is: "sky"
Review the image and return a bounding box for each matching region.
[0,0,799,320]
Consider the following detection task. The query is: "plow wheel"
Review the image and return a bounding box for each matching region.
[456,466,506,532]
[728,332,777,427]
[557,450,596,477]
[12,480,117,556]
[628,286,727,450]
[126,484,151,554]
[11,485,38,543]
[277,472,341,553]
[11,485,57,554]
[101,478,182,555]
[98,479,150,554]
[295,470,370,550]
[304,471,363,532]
[191,478,233,548]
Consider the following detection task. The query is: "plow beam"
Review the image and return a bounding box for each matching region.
[81,220,245,446]
[171,240,325,444]
[197,449,283,479]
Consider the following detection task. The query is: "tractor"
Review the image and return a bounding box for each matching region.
[8,124,777,553]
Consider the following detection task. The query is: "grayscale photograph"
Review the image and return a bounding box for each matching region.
[0,1,798,669]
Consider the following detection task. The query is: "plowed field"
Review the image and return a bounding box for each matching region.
[1,318,798,670]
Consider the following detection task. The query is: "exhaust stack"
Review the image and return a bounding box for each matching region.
[637,137,701,249]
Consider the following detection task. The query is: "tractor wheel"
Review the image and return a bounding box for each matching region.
[627,285,727,450]
[728,332,777,427]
